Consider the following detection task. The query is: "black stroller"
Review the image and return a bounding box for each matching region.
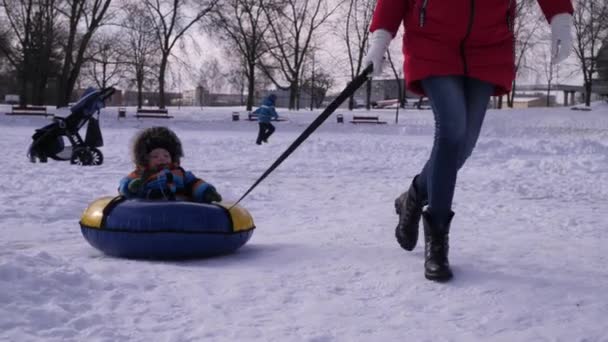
[28,87,115,166]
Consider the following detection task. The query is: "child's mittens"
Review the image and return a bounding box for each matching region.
[205,187,223,203]
[196,183,223,203]
[145,169,172,190]
[128,178,143,193]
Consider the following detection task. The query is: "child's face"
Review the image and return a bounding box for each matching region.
[148,148,172,168]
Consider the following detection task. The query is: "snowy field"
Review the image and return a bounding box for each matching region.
[1,101,608,341]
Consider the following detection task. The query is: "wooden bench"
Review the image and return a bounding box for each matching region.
[5,105,53,117]
[374,99,399,109]
[350,115,387,124]
[135,108,173,118]
[571,106,592,111]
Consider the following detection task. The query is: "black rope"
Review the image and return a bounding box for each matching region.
[231,65,373,207]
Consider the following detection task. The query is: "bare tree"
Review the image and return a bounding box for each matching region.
[539,44,558,106]
[143,0,218,109]
[508,0,544,108]
[225,59,248,104]
[261,0,340,110]
[81,32,126,89]
[120,3,160,109]
[572,0,608,106]
[300,47,334,109]
[208,0,271,111]
[338,0,374,110]
[1,0,60,105]
[386,49,404,123]
[197,58,225,93]
[55,0,114,107]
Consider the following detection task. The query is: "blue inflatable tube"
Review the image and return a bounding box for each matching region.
[80,196,255,259]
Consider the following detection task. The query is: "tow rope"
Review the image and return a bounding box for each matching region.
[232,65,373,207]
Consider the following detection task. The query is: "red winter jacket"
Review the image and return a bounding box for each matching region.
[369,0,573,96]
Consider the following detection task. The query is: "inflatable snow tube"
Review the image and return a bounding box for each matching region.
[79,196,255,259]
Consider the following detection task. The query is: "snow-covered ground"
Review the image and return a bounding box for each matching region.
[1,101,607,341]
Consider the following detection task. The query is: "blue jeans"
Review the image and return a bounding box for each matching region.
[415,76,494,223]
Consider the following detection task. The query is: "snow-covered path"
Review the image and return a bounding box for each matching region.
[1,103,607,341]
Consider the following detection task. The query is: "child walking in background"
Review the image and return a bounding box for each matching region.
[253,94,279,145]
[118,126,222,203]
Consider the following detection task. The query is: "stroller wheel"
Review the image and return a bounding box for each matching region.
[71,147,103,166]
[28,148,48,163]
[89,147,103,165]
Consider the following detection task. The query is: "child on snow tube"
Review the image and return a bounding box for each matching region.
[118,126,222,203]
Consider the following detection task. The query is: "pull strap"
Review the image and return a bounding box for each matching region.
[231,65,373,208]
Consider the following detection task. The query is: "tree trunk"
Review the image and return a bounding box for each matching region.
[136,68,144,108]
[246,62,255,111]
[397,79,405,108]
[584,81,592,106]
[158,57,168,109]
[508,79,516,108]
[289,82,298,110]
[18,66,28,107]
[365,79,371,110]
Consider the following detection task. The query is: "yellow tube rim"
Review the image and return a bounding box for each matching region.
[216,202,255,232]
[80,196,115,229]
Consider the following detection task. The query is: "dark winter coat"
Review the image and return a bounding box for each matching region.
[369,0,573,96]
[253,95,279,123]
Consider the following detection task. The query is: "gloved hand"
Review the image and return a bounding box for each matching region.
[145,169,173,191]
[127,178,143,193]
[362,29,393,77]
[550,13,573,64]
[197,183,222,203]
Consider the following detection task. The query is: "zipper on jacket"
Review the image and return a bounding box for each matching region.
[419,0,429,27]
[460,0,475,75]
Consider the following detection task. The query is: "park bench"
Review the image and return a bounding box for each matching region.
[5,105,53,117]
[135,108,173,119]
[374,99,399,109]
[350,115,387,124]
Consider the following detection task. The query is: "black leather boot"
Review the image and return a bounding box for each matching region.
[395,176,426,251]
[422,210,454,282]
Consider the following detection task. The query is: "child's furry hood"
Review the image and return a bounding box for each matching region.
[131,126,183,167]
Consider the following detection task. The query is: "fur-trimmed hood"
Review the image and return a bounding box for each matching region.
[131,126,183,167]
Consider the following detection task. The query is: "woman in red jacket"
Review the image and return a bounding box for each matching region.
[362,0,574,282]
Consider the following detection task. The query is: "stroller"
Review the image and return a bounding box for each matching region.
[28,87,115,166]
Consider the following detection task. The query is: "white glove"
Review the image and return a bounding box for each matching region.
[362,29,393,77]
[550,13,573,64]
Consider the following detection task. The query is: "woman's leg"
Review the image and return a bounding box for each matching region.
[418,76,468,222]
[457,77,494,164]
[415,77,494,209]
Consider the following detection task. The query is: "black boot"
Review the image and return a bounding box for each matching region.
[395,176,426,251]
[422,210,454,282]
